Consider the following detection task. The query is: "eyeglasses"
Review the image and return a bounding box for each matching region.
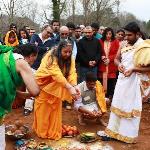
[61,33,68,35]
[75,30,81,32]
[46,31,53,35]
[84,32,92,34]
[11,26,16,29]
[69,28,75,31]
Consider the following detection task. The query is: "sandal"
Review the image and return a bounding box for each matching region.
[97,131,112,141]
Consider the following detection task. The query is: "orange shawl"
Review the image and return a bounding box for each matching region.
[96,81,107,113]
[4,30,19,47]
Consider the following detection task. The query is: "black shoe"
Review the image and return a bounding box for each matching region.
[97,131,112,141]
[63,101,72,109]
[24,109,31,116]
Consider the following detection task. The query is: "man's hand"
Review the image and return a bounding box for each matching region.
[118,64,125,73]
[89,61,96,67]
[16,90,32,99]
[124,69,133,77]
[96,110,102,117]
[84,112,96,118]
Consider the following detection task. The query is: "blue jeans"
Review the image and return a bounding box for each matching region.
[79,66,98,83]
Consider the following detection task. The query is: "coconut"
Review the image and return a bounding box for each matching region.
[14,129,23,135]
[19,126,26,134]
[10,125,18,133]
[14,120,23,128]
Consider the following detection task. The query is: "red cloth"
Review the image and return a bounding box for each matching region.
[12,87,26,109]
[12,97,25,109]
[98,39,119,78]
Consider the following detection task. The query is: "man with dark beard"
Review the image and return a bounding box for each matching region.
[98,22,150,144]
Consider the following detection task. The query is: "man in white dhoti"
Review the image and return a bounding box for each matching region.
[98,22,150,143]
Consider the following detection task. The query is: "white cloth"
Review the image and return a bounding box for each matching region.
[24,98,34,111]
[106,38,144,141]
[38,33,52,44]
[24,69,36,111]
[21,38,28,44]
[72,41,77,59]
[0,124,5,150]
[74,81,99,112]
[82,102,99,112]
[13,53,24,60]
[108,112,140,138]
[74,97,99,112]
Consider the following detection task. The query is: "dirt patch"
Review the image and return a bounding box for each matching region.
[4,103,150,150]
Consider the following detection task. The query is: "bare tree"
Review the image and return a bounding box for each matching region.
[62,0,77,23]
[0,0,40,36]
[118,12,137,27]
[0,0,17,23]
[52,0,67,21]
[0,0,39,23]
[89,0,121,24]
[81,0,91,25]
[72,0,75,23]
[21,1,38,23]
[41,0,67,23]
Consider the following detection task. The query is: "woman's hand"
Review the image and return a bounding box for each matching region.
[74,87,81,99]
[66,83,81,100]
[68,86,80,101]
[102,56,109,65]
[104,58,110,65]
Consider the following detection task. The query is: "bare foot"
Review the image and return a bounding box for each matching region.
[105,98,111,106]
[78,115,86,125]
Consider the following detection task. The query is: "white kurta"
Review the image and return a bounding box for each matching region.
[105,38,144,143]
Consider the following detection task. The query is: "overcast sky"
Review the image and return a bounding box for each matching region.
[120,0,150,21]
[36,0,150,22]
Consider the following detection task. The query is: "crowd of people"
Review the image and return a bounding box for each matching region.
[0,20,150,149]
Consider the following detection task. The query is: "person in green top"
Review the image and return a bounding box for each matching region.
[0,44,40,149]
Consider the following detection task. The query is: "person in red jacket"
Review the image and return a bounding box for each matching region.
[98,27,119,101]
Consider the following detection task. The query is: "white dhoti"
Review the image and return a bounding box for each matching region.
[0,124,5,150]
[81,102,99,112]
[105,72,142,143]
[105,39,145,143]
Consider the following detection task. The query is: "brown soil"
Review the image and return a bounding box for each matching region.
[5,103,150,150]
